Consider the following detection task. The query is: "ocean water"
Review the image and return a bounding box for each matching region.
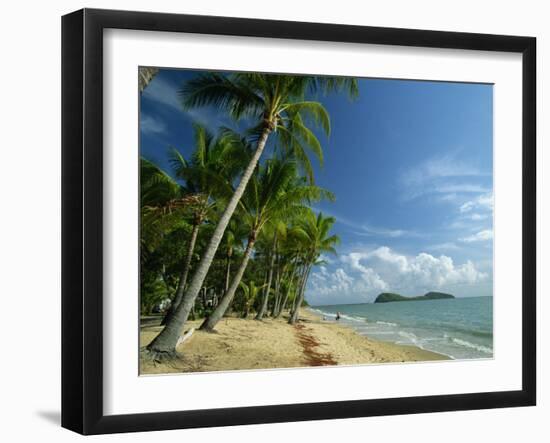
[311,296,493,360]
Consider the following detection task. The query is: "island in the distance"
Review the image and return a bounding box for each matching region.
[374,291,455,303]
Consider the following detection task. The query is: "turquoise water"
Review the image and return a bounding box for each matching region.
[312,296,493,360]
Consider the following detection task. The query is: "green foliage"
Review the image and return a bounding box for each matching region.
[180,72,358,184]
[295,209,340,262]
[140,72,359,319]
[424,291,455,299]
[374,293,407,303]
[374,292,455,303]
[234,280,267,317]
[140,276,169,315]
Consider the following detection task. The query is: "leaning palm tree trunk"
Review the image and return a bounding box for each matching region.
[281,295,291,314]
[147,128,272,356]
[256,236,277,320]
[289,265,307,317]
[224,252,232,295]
[254,269,271,320]
[161,222,200,325]
[271,262,281,317]
[274,261,297,318]
[160,264,171,294]
[289,263,312,324]
[200,235,256,331]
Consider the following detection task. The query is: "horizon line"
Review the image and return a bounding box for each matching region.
[310,294,493,307]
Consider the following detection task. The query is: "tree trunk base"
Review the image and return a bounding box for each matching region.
[141,346,179,363]
[198,323,218,333]
[288,315,300,325]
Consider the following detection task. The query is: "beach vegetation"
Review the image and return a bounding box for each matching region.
[143,72,357,360]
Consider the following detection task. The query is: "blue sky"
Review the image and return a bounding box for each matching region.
[140,69,493,305]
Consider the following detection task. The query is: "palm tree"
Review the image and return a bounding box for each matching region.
[238,281,266,318]
[200,158,333,331]
[140,157,202,266]
[139,67,159,93]
[219,219,247,298]
[274,277,295,318]
[140,158,199,314]
[140,158,181,256]
[265,221,308,319]
[254,222,282,320]
[272,232,303,318]
[161,126,246,325]
[289,211,339,324]
[147,73,356,357]
[140,157,180,205]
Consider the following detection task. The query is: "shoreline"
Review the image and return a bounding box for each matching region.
[140,309,448,375]
[304,307,452,361]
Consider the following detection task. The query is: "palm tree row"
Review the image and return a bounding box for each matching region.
[140,151,338,330]
[142,72,357,359]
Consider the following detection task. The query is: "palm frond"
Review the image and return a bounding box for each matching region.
[283,101,331,136]
[180,73,265,120]
[308,76,359,100]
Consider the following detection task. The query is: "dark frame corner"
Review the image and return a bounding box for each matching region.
[62,8,536,435]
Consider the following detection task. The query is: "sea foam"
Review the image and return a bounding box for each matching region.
[376,321,398,327]
[451,338,493,354]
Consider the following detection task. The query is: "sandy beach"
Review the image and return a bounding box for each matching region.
[140,309,448,374]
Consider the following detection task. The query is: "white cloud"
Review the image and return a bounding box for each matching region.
[347,247,486,288]
[140,114,166,134]
[309,267,378,299]
[460,193,494,213]
[352,224,410,238]
[308,246,487,303]
[342,253,389,290]
[435,184,491,195]
[459,229,493,243]
[404,253,484,287]
[313,207,415,239]
[438,193,459,202]
[400,153,489,201]
[142,76,182,110]
[445,193,493,233]
[141,75,237,131]
[401,154,482,186]
[468,213,489,221]
[427,242,460,251]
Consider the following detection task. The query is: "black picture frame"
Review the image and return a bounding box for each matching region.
[62,8,536,435]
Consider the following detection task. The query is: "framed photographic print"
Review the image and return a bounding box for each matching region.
[61,8,536,435]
